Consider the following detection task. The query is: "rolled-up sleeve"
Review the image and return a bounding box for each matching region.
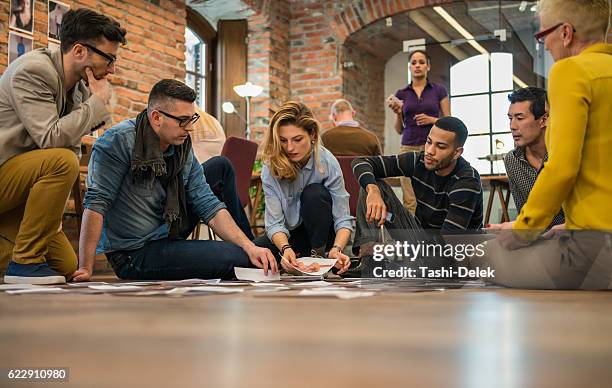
[184,155,226,224]
[325,156,354,232]
[262,167,290,240]
[84,130,131,216]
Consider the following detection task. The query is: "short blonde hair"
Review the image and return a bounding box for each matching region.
[538,0,610,40]
[262,101,323,181]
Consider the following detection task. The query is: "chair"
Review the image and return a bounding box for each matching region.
[221,136,259,208]
[192,136,259,239]
[336,156,360,217]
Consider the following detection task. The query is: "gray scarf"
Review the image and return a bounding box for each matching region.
[131,110,191,239]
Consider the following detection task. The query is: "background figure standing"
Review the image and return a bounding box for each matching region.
[388,50,450,213]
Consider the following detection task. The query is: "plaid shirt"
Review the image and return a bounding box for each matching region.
[504,147,565,228]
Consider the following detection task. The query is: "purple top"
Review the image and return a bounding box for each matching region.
[395,80,448,146]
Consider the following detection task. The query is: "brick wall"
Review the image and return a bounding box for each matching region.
[247,0,291,142]
[1,0,187,125]
[0,2,7,69]
[342,43,386,145]
[246,0,455,142]
[1,0,188,273]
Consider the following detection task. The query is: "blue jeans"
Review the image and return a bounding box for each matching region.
[106,238,250,280]
[202,156,254,240]
[105,156,254,280]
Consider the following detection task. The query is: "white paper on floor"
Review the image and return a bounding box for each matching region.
[160,278,221,286]
[0,284,44,290]
[115,281,162,286]
[6,287,68,295]
[67,282,110,288]
[251,286,291,292]
[298,289,376,299]
[88,285,145,292]
[250,282,285,287]
[294,280,333,287]
[181,286,245,293]
[234,267,281,282]
[284,257,337,276]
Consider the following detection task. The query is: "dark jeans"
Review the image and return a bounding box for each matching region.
[202,156,254,240]
[254,183,335,259]
[106,238,250,280]
[353,180,422,251]
[105,156,254,280]
[354,180,454,272]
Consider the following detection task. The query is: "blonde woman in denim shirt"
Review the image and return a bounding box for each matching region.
[254,102,352,274]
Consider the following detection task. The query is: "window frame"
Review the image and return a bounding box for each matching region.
[186,7,216,114]
[450,53,514,175]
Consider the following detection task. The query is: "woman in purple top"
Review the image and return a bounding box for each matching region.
[387,50,450,213]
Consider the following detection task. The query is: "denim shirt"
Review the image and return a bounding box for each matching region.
[84,119,226,254]
[262,146,354,240]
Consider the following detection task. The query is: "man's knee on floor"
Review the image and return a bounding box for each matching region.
[301,183,331,205]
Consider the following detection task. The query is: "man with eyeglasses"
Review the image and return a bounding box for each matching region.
[480,0,612,290]
[72,79,278,282]
[0,8,126,284]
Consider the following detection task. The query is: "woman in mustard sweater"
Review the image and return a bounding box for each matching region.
[482,0,612,290]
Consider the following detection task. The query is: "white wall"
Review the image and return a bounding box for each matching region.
[383,51,408,155]
[383,50,517,223]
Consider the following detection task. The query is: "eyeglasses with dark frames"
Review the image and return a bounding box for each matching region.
[157,110,200,128]
[79,42,117,66]
[534,22,576,44]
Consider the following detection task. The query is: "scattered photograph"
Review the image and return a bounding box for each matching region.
[8,31,33,65]
[9,0,34,34]
[48,0,70,41]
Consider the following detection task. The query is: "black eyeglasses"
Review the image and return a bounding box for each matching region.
[158,110,200,128]
[534,22,576,44]
[79,42,117,66]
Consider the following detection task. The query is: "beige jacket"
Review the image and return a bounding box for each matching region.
[0,48,110,166]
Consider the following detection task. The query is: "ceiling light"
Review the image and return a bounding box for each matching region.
[433,6,529,88]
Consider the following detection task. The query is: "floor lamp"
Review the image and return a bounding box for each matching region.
[232,82,263,140]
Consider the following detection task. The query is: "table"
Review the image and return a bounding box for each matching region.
[481,175,511,224]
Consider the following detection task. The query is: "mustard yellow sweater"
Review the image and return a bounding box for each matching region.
[514,43,612,237]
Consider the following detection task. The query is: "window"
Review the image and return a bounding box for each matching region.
[450,53,514,175]
[184,8,216,112]
[185,27,207,110]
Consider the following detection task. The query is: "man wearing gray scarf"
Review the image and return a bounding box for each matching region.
[74,80,277,281]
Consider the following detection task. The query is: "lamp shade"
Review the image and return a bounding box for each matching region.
[233,82,263,98]
[222,101,235,114]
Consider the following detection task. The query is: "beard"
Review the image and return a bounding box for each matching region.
[424,152,455,171]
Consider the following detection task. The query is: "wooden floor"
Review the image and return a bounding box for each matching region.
[1,282,611,388]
